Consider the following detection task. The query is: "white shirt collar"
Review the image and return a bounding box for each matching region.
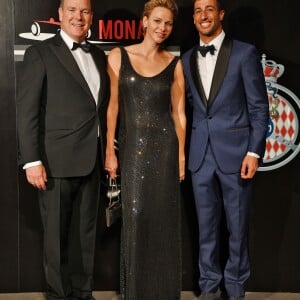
[199,30,225,53]
[60,30,75,50]
[60,30,87,50]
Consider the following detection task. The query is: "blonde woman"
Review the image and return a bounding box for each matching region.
[105,0,186,298]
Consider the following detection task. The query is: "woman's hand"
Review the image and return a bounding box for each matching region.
[179,155,185,182]
[105,153,118,179]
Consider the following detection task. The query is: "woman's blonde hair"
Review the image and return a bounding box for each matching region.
[142,0,178,20]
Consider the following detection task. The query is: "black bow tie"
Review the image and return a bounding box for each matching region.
[198,44,216,57]
[71,42,91,53]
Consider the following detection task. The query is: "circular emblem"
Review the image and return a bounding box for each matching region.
[259,54,300,171]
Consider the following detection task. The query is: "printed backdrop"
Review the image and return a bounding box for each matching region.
[0,0,299,293]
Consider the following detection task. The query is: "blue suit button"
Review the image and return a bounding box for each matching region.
[207,116,212,119]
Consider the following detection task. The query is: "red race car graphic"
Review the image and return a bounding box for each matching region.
[30,18,91,38]
[31,18,60,36]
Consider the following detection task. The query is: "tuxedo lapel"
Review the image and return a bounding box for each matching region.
[49,34,95,101]
[208,37,232,106]
[190,46,208,108]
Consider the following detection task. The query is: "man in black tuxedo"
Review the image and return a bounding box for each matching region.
[17,0,109,299]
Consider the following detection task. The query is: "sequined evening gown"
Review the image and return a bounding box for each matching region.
[118,47,181,300]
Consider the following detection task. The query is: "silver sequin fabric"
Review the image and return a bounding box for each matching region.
[118,47,182,300]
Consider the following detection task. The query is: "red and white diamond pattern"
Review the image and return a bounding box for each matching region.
[264,95,297,161]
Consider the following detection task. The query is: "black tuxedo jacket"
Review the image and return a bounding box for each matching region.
[17,34,110,177]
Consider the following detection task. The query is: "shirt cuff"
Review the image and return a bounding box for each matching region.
[247,152,260,159]
[23,161,42,169]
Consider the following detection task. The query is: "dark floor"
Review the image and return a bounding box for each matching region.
[0,292,300,300]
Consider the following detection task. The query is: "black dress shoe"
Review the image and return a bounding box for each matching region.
[71,296,95,300]
[199,294,221,300]
[199,289,221,300]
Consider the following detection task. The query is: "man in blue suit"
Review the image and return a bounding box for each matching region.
[182,0,269,299]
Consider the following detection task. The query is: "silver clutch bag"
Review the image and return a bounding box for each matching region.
[105,176,121,227]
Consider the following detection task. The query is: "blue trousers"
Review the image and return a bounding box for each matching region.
[191,144,253,297]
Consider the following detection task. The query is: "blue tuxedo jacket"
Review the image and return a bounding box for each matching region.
[182,38,269,174]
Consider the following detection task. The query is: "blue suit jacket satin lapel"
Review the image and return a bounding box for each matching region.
[189,38,233,107]
[182,38,269,173]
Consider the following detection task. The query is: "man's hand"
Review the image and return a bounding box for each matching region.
[240,155,259,179]
[25,164,47,190]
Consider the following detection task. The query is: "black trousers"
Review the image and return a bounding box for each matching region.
[38,162,100,300]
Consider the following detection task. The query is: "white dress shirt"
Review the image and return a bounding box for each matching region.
[197,30,225,99]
